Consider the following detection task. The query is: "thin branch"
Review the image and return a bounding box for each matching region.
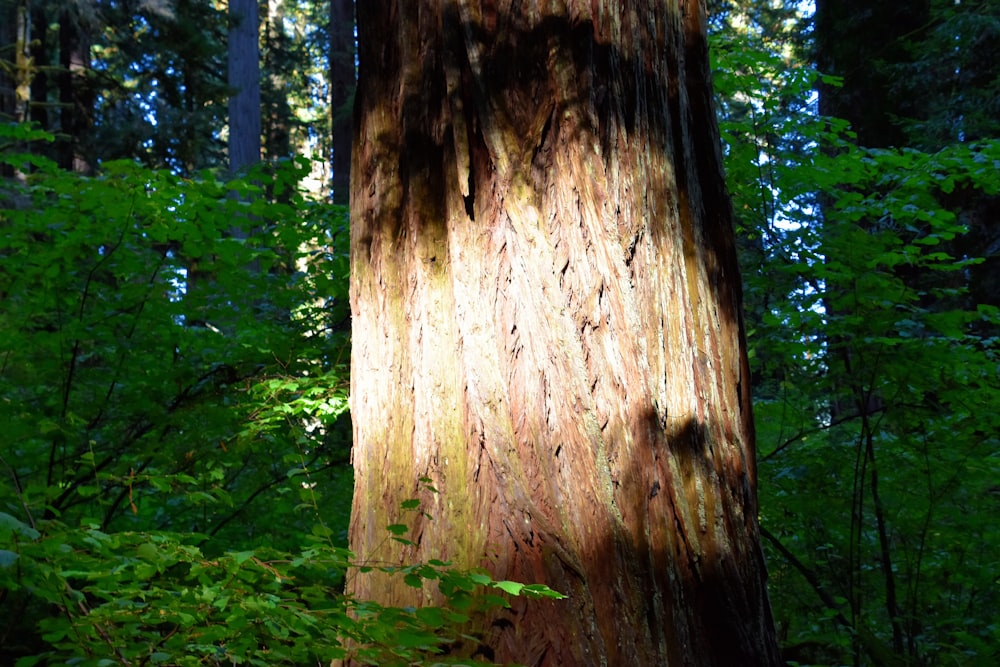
[207,457,348,538]
[761,525,906,667]
[761,405,887,461]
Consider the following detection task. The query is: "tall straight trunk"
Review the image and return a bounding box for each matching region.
[215,0,260,304]
[28,5,47,130]
[58,6,93,172]
[0,6,16,182]
[0,0,30,181]
[814,0,930,148]
[0,1,15,121]
[328,0,354,205]
[260,0,291,160]
[227,0,260,174]
[12,0,30,124]
[347,2,780,665]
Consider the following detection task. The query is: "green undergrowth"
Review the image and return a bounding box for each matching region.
[0,123,562,666]
[1,508,562,667]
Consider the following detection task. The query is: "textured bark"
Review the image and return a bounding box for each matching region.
[348,2,780,665]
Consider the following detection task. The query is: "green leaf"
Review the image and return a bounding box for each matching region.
[0,513,40,540]
[447,590,473,611]
[467,571,492,585]
[386,524,409,536]
[394,627,441,649]
[232,550,255,565]
[493,580,524,596]
[414,606,444,627]
[0,550,20,568]
[522,584,566,599]
[136,542,159,561]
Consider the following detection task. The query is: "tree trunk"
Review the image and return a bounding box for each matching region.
[347,2,780,665]
[227,0,260,174]
[328,0,354,205]
[0,1,16,122]
[58,6,94,172]
[28,5,48,131]
[814,0,930,149]
[12,0,30,124]
[260,0,292,160]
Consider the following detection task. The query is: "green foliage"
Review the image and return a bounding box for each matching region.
[712,25,1000,667]
[258,0,335,162]
[0,124,351,549]
[90,0,231,170]
[0,123,563,665]
[0,512,561,667]
[892,0,1000,147]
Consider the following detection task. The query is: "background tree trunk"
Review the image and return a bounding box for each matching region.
[58,6,94,172]
[814,0,930,149]
[0,1,16,122]
[227,0,260,174]
[11,0,30,124]
[815,0,1000,329]
[328,0,354,205]
[347,2,780,665]
[260,0,292,160]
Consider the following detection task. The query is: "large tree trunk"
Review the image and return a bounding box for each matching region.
[347,2,780,665]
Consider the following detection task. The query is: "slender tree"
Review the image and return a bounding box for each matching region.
[259,0,293,160]
[0,1,15,121]
[346,2,780,665]
[0,0,27,181]
[57,4,94,172]
[228,0,261,174]
[328,0,354,204]
[4,0,31,124]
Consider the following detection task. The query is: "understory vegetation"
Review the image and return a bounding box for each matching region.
[0,126,562,665]
[713,21,1000,666]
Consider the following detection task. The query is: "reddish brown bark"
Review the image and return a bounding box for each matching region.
[347,2,780,665]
